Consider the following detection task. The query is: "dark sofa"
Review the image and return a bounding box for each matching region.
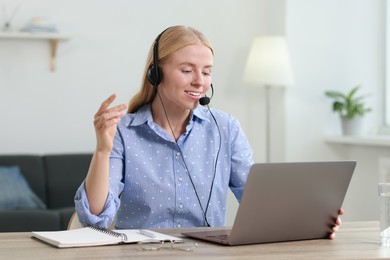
[0,153,92,232]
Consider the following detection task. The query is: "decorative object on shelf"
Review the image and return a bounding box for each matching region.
[325,85,371,136]
[1,3,21,31]
[243,36,294,162]
[21,17,57,33]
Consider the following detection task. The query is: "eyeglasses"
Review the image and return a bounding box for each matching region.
[138,239,198,252]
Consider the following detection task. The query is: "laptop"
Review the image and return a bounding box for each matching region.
[182,161,356,246]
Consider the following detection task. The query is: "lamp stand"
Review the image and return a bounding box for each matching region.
[265,85,271,163]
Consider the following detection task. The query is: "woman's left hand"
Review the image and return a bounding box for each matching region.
[329,208,344,239]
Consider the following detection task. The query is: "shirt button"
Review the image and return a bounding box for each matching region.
[178,177,183,182]
[176,152,181,157]
[177,224,182,228]
[179,203,184,209]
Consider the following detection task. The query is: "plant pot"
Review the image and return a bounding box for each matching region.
[340,115,364,136]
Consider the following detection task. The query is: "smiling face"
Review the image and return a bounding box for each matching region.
[156,43,213,112]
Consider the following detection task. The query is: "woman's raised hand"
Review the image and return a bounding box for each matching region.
[93,94,127,153]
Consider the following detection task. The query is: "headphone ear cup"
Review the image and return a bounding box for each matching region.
[147,66,163,87]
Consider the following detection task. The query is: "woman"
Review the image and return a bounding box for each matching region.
[75,25,253,229]
[74,25,342,238]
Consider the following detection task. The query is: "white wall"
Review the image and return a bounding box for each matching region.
[286,0,384,221]
[0,0,266,156]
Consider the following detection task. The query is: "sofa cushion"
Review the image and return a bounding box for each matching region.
[0,166,46,209]
[0,155,47,204]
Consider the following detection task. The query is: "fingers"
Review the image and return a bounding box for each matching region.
[332,223,340,232]
[329,224,339,240]
[95,93,118,118]
[333,209,343,230]
[94,94,127,130]
[335,216,342,226]
[94,105,126,129]
[94,110,124,131]
[329,210,344,240]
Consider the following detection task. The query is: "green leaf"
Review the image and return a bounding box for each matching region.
[324,86,371,118]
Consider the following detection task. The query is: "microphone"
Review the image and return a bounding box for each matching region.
[199,84,214,105]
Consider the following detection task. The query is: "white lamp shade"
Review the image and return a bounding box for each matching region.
[243,36,294,86]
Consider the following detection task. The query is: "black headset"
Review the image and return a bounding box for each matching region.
[147,28,170,87]
[147,27,213,106]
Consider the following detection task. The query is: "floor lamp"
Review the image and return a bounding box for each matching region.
[243,36,294,163]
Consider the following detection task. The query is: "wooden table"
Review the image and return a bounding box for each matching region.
[2,221,390,259]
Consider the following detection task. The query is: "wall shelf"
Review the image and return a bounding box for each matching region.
[0,31,71,71]
[324,135,390,147]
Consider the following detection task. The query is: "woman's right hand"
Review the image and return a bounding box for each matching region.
[94,94,127,153]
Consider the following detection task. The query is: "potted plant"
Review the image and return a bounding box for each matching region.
[325,85,371,136]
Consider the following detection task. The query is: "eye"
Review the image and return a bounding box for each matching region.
[182,69,192,74]
[202,71,212,76]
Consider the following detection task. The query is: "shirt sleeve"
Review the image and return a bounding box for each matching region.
[74,181,121,228]
[74,130,125,228]
[228,116,254,202]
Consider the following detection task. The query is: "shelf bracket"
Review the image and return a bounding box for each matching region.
[0,31,70,72]
[50,38,59,71]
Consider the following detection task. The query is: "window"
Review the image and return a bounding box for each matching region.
[382,0,390,131]
[385,1,390,127]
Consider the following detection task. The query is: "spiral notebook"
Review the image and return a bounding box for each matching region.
[32,226,182,248]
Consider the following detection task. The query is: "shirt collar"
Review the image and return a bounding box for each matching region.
[193,105,211,123]
[128,104,211,127]
[129,104,152,126]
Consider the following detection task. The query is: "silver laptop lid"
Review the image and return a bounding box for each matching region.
[229,161,356,245]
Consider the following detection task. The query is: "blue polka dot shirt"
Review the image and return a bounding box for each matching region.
[75,104,253,229]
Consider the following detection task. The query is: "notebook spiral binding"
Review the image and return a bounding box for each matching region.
[88,226,128,243]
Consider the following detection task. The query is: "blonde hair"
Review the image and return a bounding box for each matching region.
[127,25,214,113]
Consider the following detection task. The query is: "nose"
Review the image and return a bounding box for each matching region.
[191,70,205,86]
